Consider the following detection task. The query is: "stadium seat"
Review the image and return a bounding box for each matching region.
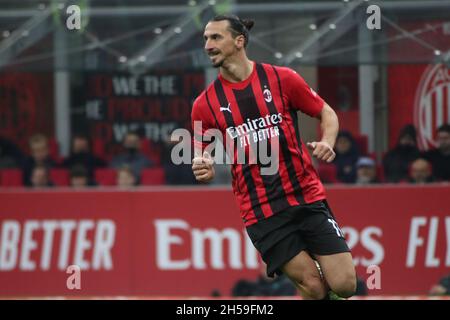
[94,168,117,186]
[354,135,368,156]
[0,169,23,187]
[141,138,162,165]
[368,151,377,161]
[48,138,63,164]
[49,168,70,186]
[376,164,385,182]
[141,167,166,185]
[317,163,339,183]
[92,138,107,162]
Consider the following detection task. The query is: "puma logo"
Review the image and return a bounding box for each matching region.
[220,103,232,113]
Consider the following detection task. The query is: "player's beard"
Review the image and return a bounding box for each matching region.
[212,59,224,68]
[209,52,225,68]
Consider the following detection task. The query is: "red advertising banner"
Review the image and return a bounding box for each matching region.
[387,21,450,150]
[0,185,449,296]
[388,64,450,151]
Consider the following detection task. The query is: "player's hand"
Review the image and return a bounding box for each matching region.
[192,151,215,182]
[307,141,336,163]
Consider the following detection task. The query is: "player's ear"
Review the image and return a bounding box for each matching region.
[235,34,245,49]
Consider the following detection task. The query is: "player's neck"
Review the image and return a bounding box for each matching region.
[219,56,254,83]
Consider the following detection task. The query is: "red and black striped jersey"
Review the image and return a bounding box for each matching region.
[191,62,326,226]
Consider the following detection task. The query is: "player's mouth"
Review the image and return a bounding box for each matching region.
[208,51,220,58]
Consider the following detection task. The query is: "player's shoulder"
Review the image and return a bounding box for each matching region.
[265,63,297,76]
[193,90,207,109]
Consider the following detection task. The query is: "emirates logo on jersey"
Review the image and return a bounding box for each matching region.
[414,64,450,150]
[263,88,272,103]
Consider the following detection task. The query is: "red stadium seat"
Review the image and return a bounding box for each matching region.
[368,151,377,161]
[317,163,339,183]
[141,138,161,166]
[141,167,166,185]
[92,138,107,162]
[49,168,70,186]
[354,135,368,156]
[48,138,63,164]
[0,169,23,187]
[94,168,117,186]
[376,165,385,182]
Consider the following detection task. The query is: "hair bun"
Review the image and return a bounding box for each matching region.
[241,18,254,31]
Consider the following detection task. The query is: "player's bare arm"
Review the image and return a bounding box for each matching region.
[307,103,339,163]
[192,151,215,182]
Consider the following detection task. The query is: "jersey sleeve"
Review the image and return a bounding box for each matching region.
[191,94,216,156]
[283,68,325,117]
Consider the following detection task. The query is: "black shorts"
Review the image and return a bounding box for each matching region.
[246,200,350,278]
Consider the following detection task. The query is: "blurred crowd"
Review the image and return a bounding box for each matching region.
[0,123,449,188]
[319,123,450,185]
[0,130,196,188]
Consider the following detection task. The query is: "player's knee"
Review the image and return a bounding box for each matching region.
[298,275,327,300]
[331,273,357,298]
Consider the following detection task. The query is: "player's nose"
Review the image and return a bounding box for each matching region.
[204,40,214,51]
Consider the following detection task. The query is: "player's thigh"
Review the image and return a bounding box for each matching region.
[281,250,322,286]
[314,252,356,296]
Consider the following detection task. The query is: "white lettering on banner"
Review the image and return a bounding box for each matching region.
[0,220,20,271]
[19,220,39,270]
[113,77,140,95]
[41,221,58,270]
[92,220,115,270]
[425,217,440,267]
[154,220,450,270]
[341,226,384,267]
[360,227,384,266]
[192,228,242,269]
[406,217,427,267]
[58,221,77,270]
[154,219,259,270]
[74,220,95,269]
[0,219,116,271]
[112,76,176,96]
[406,217,450,268]
[155,219,190,270]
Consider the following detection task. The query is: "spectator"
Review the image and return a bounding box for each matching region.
[333,131,360,183]
[69,165,93,188]
[355,277,368,296]
[355,157,378,184]
[63,133,106,178]
[231,263,296,297]
[111,131,152,181]
[423,124,450,181]
[161,136,196,185]
[408,158,434,184]
[0,136,24,169]
[430,274,450,296]
[116,165,137,188]
[30,165,53,188]
[22,134,56,186]
[383,125,420,182]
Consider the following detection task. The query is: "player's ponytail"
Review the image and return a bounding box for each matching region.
[240,18,254,31]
